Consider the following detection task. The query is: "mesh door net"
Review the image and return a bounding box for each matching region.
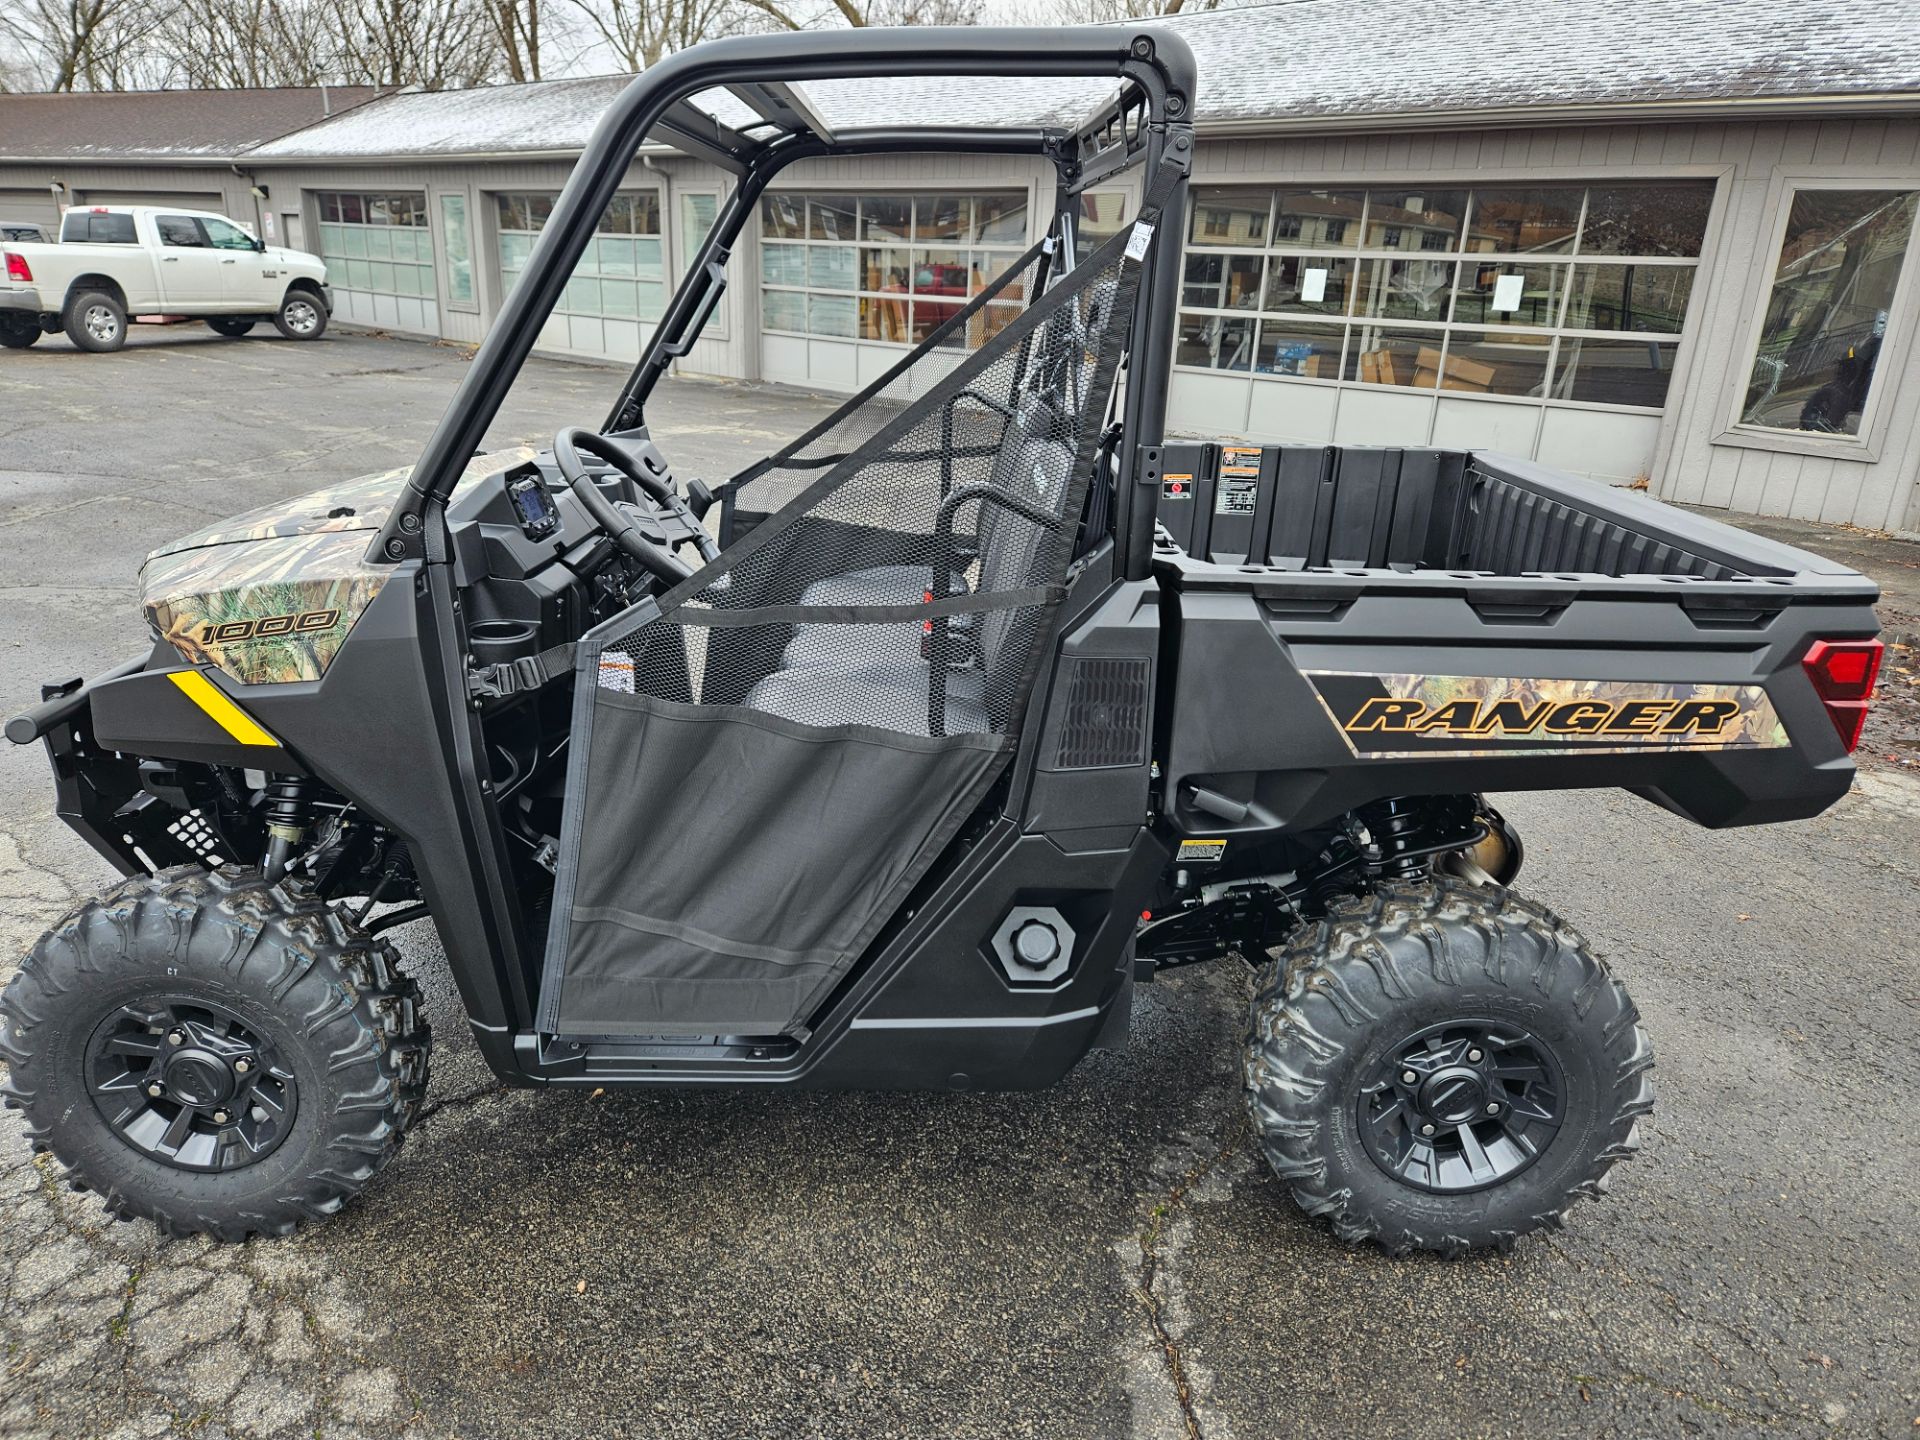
[538,221,1149,1039]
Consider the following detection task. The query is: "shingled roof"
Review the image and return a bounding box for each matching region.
[235,0,1920,164]
[0,86,383,164]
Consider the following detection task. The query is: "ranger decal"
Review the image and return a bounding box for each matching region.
[1306,672,1790,758]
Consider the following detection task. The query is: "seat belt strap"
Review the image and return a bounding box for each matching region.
[468,641,578,700]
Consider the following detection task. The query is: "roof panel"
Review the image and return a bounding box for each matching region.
[0,86,383,162]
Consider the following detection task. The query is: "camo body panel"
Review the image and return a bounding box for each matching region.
[1308,671,1791,759]
[140,448,535,684]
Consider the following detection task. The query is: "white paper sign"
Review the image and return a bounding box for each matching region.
[1123,221,1155,263]
[1300,267,1329,304]
[1492,274,1525,313]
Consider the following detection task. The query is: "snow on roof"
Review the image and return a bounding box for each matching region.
[0,86,383,163]
[246,0,1920,163]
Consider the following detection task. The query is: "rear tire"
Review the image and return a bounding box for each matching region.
[64,290,126,352]
[0,317,40,349]
[274,290,326,341]
[0,868,430,1240]
[1245,878,1652,1256]
[207,317,256,338]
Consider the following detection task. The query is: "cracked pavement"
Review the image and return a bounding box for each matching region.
[2,326,1917,1439]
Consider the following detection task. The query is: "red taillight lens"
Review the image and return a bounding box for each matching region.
[4,252,30,283]
[1802,638,1884,752]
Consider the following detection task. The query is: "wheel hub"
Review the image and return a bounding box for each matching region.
[85,998,297,1173]
[1357,1021,1565,1195]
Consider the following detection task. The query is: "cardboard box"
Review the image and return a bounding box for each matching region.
[1413,344,1495,393]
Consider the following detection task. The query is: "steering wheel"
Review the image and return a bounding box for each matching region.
[551,426,720,586]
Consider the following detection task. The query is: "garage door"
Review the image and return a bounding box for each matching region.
[313,190,440,335]
[0,188,60,232]
[74,189,226,214]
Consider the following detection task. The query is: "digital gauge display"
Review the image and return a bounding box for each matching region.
[507,473,561,541]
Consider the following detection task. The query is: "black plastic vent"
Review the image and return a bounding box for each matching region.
[1052,657,1150,769]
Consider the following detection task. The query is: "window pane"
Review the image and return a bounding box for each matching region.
[1349,325,1439,387]
[807,294,856,337]
[913,195,968,242]
[1557,336,1678,407]
[860,196,911,241]
[1181,251,1263,309]
[1442,331,1551,396]
[911,298,966,347]
[808,245,856,290]
[1580,181,1714,257]
[1453,261,1563,327]
[912,249,969,297]
[1190,188,1269,247]
[342,227,367,259]
[978,302,1022,346]
[439,195,472,303]
[1565,263,1693,333]
[1263,254,1356,316]
[1275,189,1363,249]
[973,193,1026,245]
[595,236,635,276]
[1364,188,1468,251]
[808,195,857,241]
[1353,258,1455,322]
[680,191,718,278]
[632,192,660,235]
[632,237,663,282]
[364,227,392,259]
[861,246,912,292]
[1255,319,1348,379]
[601,278,637,317]
[528,195,554,227]
[635,282,666,321]
[760,243,807,287]
[339,194,364,224]
[761,288,805,332]
[156,215,204,247]
[762,194,805,239]
[1740,189,1916,435]
[861,293,911,341]
[203,217,254,250]
[1176,311,1256,371]
[599,196,632,235]
[1466,186,1583,254]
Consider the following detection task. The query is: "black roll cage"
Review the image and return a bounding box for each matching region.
[365,28,1195,1074]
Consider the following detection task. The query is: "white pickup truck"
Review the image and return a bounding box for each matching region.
[0,205,332,353]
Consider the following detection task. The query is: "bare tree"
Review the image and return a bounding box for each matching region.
[149,0,337,86]
[490,0,545,80]
[566,0,744,70]
[0,0,155,90]
[323,0,503,88]
[731,0,979,32]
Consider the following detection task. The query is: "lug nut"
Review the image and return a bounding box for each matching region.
[1400,1070,1417,1084]
[1467,1048,1483,1062]
[166,1030,185,1047]
[233,1058,252,1074]
[1420,1123,1436,1136]
[1485,1102,1500,1114]
[146,1083,163,1098]
[211,1110,230,1125]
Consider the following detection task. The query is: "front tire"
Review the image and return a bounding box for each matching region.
[207,317,256,338]
[64,290,126,352]
[0,868,430,1240]
[274,290,327,340]
[1245,879,1652,1256]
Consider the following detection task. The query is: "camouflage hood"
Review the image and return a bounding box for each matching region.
[145,448,536,562]
[140,448,534,686]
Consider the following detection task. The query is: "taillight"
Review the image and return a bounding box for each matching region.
[1801,638,1884,752]
[4,252,29,283]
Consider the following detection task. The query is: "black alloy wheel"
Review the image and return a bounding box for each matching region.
[85,996,298,1173]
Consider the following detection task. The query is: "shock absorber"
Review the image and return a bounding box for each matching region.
[261,778,313,883]
[1362,798,1430,881]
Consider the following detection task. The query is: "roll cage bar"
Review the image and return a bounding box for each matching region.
[372,24,1196,583]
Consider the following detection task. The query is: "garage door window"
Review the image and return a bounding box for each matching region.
[315,192,434,298]
[1175,179,1714,410]
[759,190,1029,348]
[1737,187,1918,437]
[496,191,665,321]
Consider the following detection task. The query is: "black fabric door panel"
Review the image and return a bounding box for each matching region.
[546,689,1004,1036]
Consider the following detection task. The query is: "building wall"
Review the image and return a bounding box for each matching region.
[1185,116,1920,533]
[0,162,258,234]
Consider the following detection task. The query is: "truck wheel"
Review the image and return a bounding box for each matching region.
[207,318,256,338]
[1245,878,1653,1257]
[64,290,127,352]
[0,868,430,1241]
[0,317,39,349]
[274,291,327,341]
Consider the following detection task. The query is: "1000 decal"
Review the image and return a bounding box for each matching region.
[1308,671,1789,758]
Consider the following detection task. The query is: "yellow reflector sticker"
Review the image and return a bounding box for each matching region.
[168,670,280,748]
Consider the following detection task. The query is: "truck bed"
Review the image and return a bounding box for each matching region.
[1151,444,1881,835]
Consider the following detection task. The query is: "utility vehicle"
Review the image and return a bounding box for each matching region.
[0,205,330,352]
[1,29,1884,1254]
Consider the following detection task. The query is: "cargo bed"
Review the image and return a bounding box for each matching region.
[1151,444,1881,836]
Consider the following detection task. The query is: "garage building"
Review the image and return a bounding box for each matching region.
[5,1,1920,532]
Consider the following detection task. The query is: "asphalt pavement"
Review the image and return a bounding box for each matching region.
[0,323,1915,1440]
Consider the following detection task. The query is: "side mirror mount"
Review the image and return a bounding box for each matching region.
[253,237,266,253]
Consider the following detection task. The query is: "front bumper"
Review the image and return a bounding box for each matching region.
[318,283,334,315]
